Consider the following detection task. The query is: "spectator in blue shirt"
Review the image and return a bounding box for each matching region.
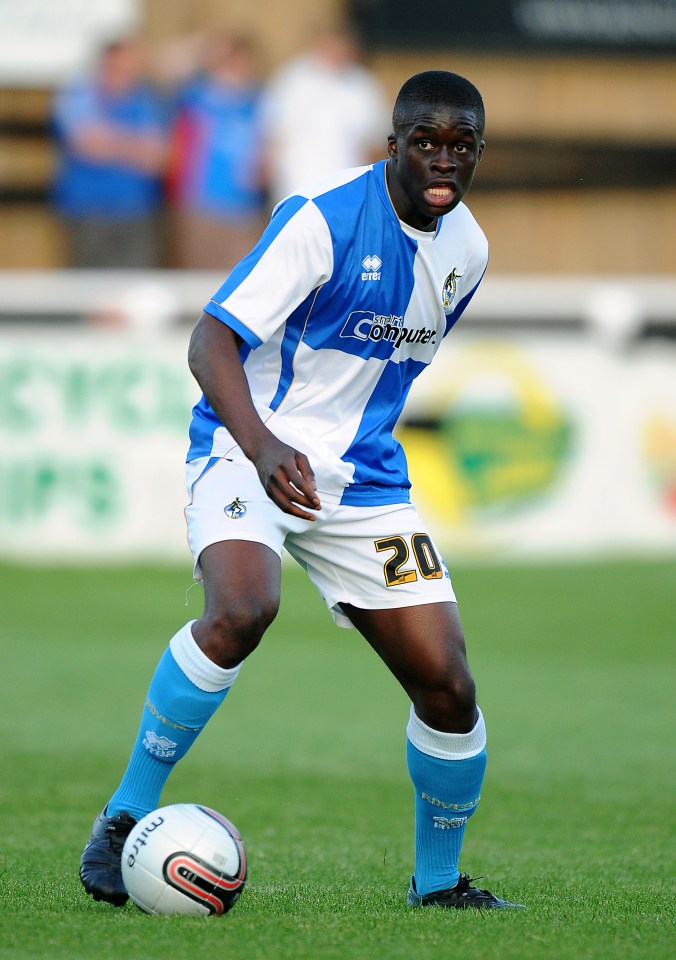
[166,34,267,270]
[51,36,168,268]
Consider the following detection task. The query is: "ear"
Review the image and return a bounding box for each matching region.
[476,140,485,164]
[387,136,397,160]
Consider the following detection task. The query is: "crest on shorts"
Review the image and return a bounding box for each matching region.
[442,268,463,308]
[224,497,247,519]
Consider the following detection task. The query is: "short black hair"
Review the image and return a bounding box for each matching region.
[392,71,485,136]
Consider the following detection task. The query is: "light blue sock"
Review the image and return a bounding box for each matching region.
[406,706,487,896]
[107,621,241,821]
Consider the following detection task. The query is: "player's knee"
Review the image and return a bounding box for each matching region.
[197,595,279,665]
[214,595,279,644]
[444,671,477,718]
[415,670,477,733]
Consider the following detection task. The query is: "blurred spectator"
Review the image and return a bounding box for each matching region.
[166,34,267,270]
[51,36,167,269]
[261,24,390,203]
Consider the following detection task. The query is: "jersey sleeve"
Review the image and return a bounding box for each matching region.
[203,195,334,348]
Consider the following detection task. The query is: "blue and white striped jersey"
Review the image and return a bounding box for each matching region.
[189,159,488,506]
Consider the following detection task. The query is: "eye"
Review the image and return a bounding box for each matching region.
[417,139,434,151]
[454,143,470,154]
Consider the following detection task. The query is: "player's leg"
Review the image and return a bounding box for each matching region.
[105,540,281,823]
[288,502,522,909]
[80,456,290,905]
[80,540,280,905]
[343,600,490,891]
[344,599,475,731]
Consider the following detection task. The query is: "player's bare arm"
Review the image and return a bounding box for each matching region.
[188,312,321,520]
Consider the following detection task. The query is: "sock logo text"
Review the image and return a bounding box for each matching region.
[421,792,480,812]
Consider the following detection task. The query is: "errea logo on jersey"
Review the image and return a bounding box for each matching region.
[361,254,382,280]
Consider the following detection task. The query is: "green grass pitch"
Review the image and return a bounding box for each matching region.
[0,557,674,959]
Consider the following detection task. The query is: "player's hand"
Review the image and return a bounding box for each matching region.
[251,436,321,520]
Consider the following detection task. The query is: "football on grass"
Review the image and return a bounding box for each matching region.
[121,803,247,916]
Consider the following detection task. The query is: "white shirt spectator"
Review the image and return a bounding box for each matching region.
[261,29,390,203]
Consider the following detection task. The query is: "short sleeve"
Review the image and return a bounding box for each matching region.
[203,195,334,348]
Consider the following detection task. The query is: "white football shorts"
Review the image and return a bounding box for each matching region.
[185,455,456,629]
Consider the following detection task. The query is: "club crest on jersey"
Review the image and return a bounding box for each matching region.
[442,268,463,307]
[361,254,382,281]
[224,497,247,519]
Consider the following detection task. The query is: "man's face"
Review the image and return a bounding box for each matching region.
[386,105,485,231]
[101,41,143,94]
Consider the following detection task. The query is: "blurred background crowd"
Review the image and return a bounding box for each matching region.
[47,22,389,271]
[0,0,674,276]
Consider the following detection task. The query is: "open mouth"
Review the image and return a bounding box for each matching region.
[424,185,455,207]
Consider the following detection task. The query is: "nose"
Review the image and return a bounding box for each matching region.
[433,147,454,170]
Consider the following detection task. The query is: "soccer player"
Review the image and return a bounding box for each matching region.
[80,70,524,911]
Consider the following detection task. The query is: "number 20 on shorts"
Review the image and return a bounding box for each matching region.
[374,534,443,586]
